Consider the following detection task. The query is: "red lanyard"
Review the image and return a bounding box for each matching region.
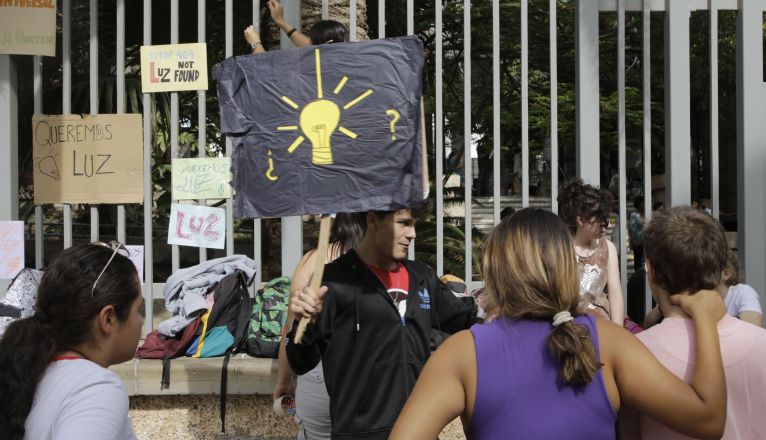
[52,355,82,362]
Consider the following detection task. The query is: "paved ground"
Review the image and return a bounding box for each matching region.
[129,395,467,439]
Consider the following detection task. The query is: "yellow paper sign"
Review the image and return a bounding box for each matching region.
[0,0,57,56]
[33,114,144,204]
[140,43,208,93]
[172,157,232,200]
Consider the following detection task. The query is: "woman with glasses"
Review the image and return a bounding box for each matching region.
[0,243,144,440]
[558,178,625,325]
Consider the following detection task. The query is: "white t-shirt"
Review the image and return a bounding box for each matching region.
[24,358,135,440]
[724,283,763,317]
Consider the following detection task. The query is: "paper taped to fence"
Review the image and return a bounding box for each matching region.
[125,245,144,282]
[32,114,144,204]
[172,157,232,200]
[0,0,56,56]
[0,221,24,279]
[141,43,208,93]
[168,204,226,249]
[214,36,426,219]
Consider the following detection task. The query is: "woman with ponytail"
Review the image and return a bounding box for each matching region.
[0,243,144,440]
[391,208,727,439]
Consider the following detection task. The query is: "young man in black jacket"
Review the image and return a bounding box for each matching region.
[286,204,478,439]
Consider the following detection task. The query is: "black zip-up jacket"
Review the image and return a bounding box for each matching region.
[286,250,477,440]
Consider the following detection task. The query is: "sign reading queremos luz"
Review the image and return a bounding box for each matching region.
[0,0,56,57]
[32,114,144,204]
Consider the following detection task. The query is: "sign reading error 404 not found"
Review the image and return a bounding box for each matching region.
[140,43,208,93]
[33,114,144,204]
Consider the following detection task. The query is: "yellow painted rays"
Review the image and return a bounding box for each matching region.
[277,49,373,165]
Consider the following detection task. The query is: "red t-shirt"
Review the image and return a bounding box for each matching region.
[365,261,410,312]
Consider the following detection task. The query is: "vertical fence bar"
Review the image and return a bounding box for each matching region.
[116,0,126,244]
[435,0,444,276]
[550,0,559,213]
[379,0,385,38]
[226,0,235,256]
[642,0,652,316]
[90,0,99,243]
[170,0,180,271]
[618,0,628,298]
[408,0,416,261]
[63,0,72,248]
[322,0,328,20]
[492,0,500,224]
[575,0,600,185]
[34,56,43,268]
[350,0,358,41]
[0,56,18,234]
[521,0,529,207]
[664,0,692,205]
[252,0,262,287]
[279,2,302,277]
[463,0,472,283]
[407,0,414,35]
[709,1,719,219]
[143,0,155,333]
[736,0,766,305]
[198,0,208,263]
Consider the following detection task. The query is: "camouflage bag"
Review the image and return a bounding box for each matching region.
[245,276,290,358]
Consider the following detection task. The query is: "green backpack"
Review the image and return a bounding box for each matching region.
[246,276,290,358]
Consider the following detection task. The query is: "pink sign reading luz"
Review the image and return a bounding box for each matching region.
[167,203,226,249]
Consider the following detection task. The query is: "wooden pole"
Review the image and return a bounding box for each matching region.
[294,214,332,344]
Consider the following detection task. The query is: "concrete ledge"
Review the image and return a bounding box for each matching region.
[112,355,278,396]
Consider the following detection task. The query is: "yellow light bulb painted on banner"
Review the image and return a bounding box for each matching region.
[277,48,374,168]
[299,100,341,165]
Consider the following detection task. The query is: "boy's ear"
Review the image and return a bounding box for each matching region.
[645,261,655,284]
[367,212,377,230]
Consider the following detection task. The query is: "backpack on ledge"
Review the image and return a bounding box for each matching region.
[246,276,291,358]
[199,270,255,434]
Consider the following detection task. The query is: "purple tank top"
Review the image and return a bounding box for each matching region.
[467,315,616,440]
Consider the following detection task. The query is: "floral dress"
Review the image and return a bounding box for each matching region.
[577,238,611,320]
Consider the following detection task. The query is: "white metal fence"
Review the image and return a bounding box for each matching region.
[1,0,765,334]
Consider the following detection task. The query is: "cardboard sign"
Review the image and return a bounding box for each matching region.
[32,114,144,204]
[140,43,208,93]
[172,157,232,200]
[0,221,24,279]
[125,245,144,282]
[0,0,56,56]
[168,204,226,249]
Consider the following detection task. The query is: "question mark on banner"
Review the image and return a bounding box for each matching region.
[386,110,400,141]
[266,149,278,181]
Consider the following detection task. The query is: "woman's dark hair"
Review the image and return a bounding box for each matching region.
[557,178,612,235]
[309,19,349,45]
[0,244,140,440]
[483,208,599,386]
[329,212,366,256]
